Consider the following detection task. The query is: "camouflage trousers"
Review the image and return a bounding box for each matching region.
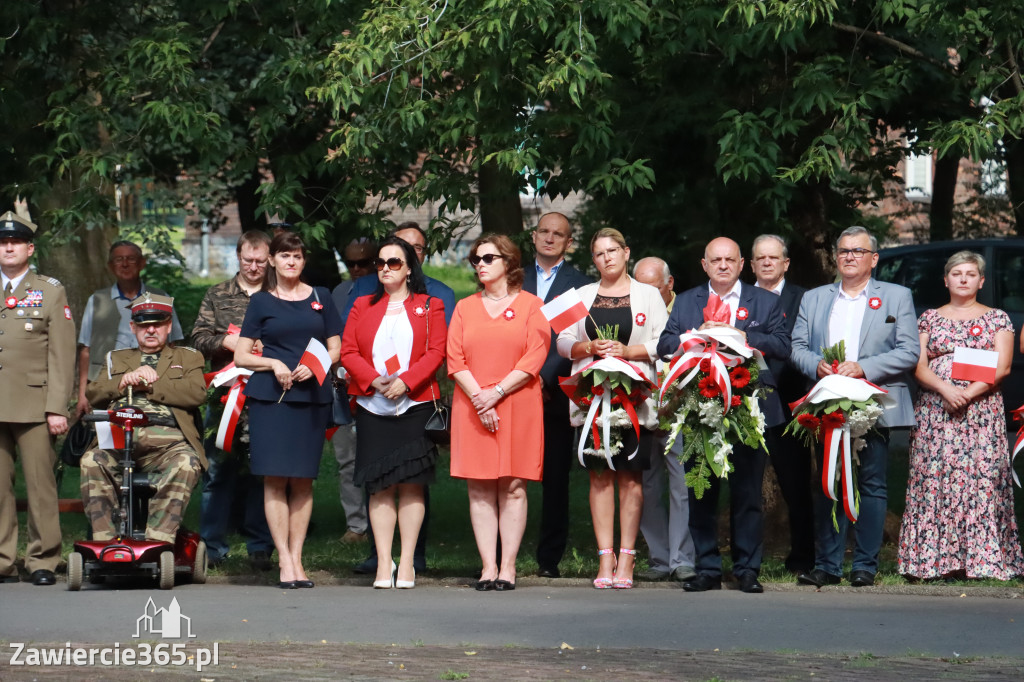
[81,426,202,544]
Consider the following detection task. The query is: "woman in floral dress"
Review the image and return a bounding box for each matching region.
[898,250,1023,580]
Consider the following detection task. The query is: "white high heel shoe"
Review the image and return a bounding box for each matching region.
[373,560,397,589]
[395,565,415,589]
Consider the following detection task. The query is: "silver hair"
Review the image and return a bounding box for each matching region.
[632,257,671,285]
[944,250,986,278]
[752,234,788,259]
[835,225,878,252]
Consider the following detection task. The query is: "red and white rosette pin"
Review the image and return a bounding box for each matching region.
[413,305,426,317]
[736,307,749,321]
[969,324,983,337]
[502,308,516,321]
[311,301,323,311]
[635,312,646,327]
[4,296,17,309]
[868,297,882,310]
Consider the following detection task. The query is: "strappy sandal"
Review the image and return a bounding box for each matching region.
[593,548,616,589]
[613,548,636,589]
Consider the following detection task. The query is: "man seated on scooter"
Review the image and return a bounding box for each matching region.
[80,293,208,543]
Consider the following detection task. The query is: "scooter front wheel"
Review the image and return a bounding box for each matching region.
[158,551,174,590]
[67,552,83,591]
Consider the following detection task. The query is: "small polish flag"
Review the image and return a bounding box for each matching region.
[951,347,999,384]
[384,354,402,376]
[94,417,126,450]
[299,338,332,385]
[540,288,589,334]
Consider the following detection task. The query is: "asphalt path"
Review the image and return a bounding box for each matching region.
[1,582,1021,658]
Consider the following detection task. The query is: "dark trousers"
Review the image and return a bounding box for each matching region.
[813,429,889,576]
[765,424,816,572]
[535,409,574,571]
[688,443,767,579]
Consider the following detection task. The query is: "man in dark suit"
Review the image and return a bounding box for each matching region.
[522,212,592,578]
[750,234,815,574]
[656,237,790,593]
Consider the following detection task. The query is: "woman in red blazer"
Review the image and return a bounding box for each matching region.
[341,237,446,590]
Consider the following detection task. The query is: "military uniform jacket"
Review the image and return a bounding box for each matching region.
[191,275,251,372]
[0,271,76,422]
[86,345,208,468]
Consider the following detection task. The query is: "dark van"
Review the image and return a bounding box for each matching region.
[875,238,1024,420]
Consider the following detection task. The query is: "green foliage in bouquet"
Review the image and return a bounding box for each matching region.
[658,360,768,499]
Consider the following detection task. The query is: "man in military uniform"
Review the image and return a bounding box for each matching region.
[80,294,206,544]
[191,230,274,569]
[0,211,76,586]
[75,240,184,419]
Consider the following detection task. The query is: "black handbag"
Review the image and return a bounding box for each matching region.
[422,297,451,445]
[331,376,354,426]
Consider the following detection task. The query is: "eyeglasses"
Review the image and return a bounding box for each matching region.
[344,258,373,270]
[837,248,874,259]
[592,246,623,260]
[241,257,268,268]
[468,253,505,267]
[374,257,405,271]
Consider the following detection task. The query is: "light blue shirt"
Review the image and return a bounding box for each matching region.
[78,282,184,348]
[534,260,564,302]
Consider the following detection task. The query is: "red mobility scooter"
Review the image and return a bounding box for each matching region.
[67,399,207,590]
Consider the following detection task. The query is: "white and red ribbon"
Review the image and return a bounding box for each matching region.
[660,329,758,414]
[562,357,653,470]
[207,364,254,453]
[821,423,858,522]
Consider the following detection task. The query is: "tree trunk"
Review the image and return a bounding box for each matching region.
[1005,138,1024,235]
[478,159,523,235]
[929,153,958,241]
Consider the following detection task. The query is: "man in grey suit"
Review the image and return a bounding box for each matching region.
[790,226,919,588]
[523,212,592,578]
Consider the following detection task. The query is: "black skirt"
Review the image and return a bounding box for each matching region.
[576,427,655,473]
[248,398,331,478]
[354,402,437,495]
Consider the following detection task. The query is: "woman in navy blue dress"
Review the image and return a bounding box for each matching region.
[234,232,342,588]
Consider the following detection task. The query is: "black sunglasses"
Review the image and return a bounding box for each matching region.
[374,257,405,271]
[345,258,373,270]
[468,253,505,266]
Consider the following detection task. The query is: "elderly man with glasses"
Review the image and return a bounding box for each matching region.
[790,225,919,588]
[75,241,183,420]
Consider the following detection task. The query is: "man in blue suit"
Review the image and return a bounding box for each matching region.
[656,237,790,593]
[522,212,592,578]
[342,222,455,575]
[791,226,919,588]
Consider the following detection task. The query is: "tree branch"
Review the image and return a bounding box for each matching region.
[1006,42,1024,96]
[200,21,225,58]
[832,22,953,73]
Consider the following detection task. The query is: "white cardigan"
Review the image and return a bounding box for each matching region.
[556,277,668,429]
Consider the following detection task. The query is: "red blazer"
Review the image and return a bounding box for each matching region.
[341,292,446,402]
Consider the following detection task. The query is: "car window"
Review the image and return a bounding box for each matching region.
[994,249,1024,313]
[875,251,952,310]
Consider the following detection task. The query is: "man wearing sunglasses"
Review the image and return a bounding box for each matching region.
[339,222,455,576]
[523,212,592,579]
[329,237,377,546]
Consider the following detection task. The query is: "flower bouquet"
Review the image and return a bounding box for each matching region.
[658,327,768,499]
[561,356,656,470]
[784,344,894,525]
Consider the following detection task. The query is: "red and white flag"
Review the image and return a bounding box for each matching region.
[540,288,589,334]
[299,338,332,385]
[94,418,126,450]
[951,347,999,383]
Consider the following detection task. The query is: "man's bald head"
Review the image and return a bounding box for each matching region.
[702,237,744,294]
[633,256,674,307]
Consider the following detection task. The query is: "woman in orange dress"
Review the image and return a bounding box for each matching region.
[447,234,551,591]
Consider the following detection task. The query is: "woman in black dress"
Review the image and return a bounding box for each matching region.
[234,232,342,588]
[556,228,668,589]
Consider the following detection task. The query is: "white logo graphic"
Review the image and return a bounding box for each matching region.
[134,597,196,639]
